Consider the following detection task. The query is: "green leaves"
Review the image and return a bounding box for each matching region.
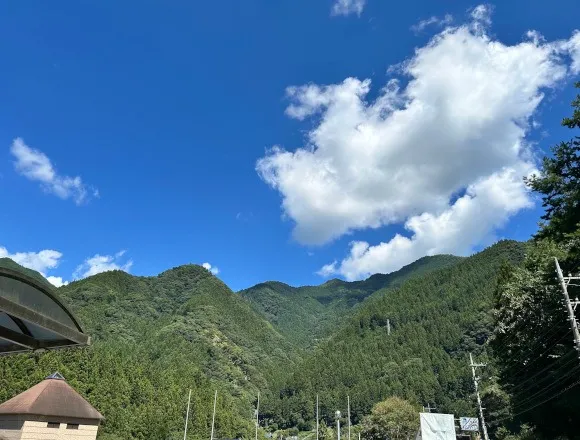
[525,82,580,265]
[266,241,526,428]
[360,397,418,440]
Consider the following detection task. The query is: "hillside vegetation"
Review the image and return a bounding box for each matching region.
[239,255,462,348]
[260,240,526,430]
[0,263,297,440]
[0,244,523,439]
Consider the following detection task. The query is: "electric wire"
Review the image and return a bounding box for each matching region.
[494,378,580,424]
[504,348,576,394]
[510,364,580,410]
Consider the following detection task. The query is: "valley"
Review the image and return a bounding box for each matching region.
[0,241,525,439]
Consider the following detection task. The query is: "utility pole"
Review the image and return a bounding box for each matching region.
[335,410,341,440]
[183,389,192,440]
[469,353,489,440]
[387,319,391,336]
[316,395,319,440]
[255,392,260,440]
[211,390,217,440]
[555,258,580,359]
[347,396,351,440]
[422,404,436,413]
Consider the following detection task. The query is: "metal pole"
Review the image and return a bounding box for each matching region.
[184,389,192,440]
[335,411,341,440]
[555,258,580,358]
[255,392,260,440]
[211,390,217,440]
[470,353,489,440]
[316,395,319,440]
[387,319,390,336]
[347,396,351,440]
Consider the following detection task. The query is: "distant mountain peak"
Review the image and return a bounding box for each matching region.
[321,278,345,287]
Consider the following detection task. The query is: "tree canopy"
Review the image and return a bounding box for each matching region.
[360,397,418,440]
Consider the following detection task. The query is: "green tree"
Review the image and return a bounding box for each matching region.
[525,82,580,263]
[496,424,537,440]
[317,419,334,440]
[489,240,580,438]
[360,397,418,440]
[488,83,580,438]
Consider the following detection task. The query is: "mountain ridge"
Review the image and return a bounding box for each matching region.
[239,254,463,348]
[0,241,525,439]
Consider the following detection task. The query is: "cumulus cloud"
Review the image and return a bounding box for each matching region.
[73,250,133,279]
[0,247,62,273]
[257,6,580,279]
[46,276,68,288]
[202,262,220,275]
[331,0,365,17]
[319,167,534,280]
[411,14,453,34]
[10,138,97,205]
[0,246,68,287]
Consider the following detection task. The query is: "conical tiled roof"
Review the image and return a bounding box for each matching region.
[0,372,103,420]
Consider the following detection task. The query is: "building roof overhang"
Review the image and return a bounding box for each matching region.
[0,267,90,355]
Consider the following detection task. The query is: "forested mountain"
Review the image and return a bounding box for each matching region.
[0,262,298,440]
[239,255,462,348]
[61,264,298,387]
[1,243,523,439]
[259,240,526,430]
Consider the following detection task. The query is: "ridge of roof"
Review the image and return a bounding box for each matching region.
[45,372,65,380]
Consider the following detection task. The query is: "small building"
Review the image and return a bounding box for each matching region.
[0,372,103,440]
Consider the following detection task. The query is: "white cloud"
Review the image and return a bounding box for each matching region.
[73,250,133,279]
[0,247,62,273]
[46,276,68,288]
[319,167,534,280]
[257,9,579,248]
[257,6,580,280]
[565,30,580,74]
[331,0,365,17]
[202,262,220,275]
[470,4,493,26]
[0,246,68,287]
[411,14,453,34]
[10,138,97,205]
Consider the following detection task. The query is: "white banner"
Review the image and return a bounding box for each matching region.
[419,413,456,440]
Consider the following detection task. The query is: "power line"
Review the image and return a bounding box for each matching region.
[495,378,580,424]
[499,332,572,387]
[490,315,565,366]
[488,312,565,367]
[505,349,576,394]
[511,364,580,410]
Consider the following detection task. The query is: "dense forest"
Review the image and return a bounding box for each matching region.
[239,254,462,349]
[261,240,526,431]
[0,262,298,440]
[1,83,578,439]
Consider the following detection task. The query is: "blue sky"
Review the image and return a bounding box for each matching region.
[0,1,579,291]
